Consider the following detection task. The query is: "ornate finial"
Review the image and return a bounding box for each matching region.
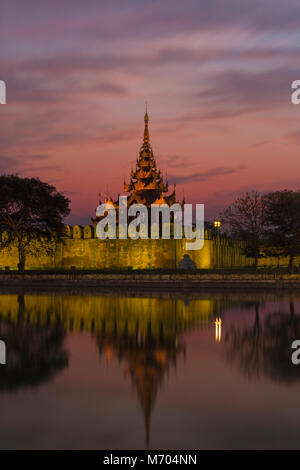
[144,101,148,122]
[143,104,150,145]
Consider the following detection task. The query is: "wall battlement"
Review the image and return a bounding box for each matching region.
[0,225,295,270]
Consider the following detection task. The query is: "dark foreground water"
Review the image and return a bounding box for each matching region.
[0,291,299,449]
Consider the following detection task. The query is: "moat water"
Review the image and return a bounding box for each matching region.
[0,291,299,449]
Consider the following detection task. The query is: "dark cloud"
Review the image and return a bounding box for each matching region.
[25,153,51,161]
[21,165,61,174]
[287,130,300,143]
[196,67,298,115]
[5,77,64,105]
[168,166,245,184]
[1,2,299,112]
[159,155,198,169]
[0,154,55,175]
[91,82,128,96]
[250,140,271,148]
[3,0,298,40]
[209,179,300,206]
[3,44,299,86]
[1,68,129,105]
[0,155,19,173]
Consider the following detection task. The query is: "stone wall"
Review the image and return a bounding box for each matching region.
[0,225,297,270]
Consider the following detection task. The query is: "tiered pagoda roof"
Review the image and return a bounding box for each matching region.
[123,111,176,206]
[92,110,181,226]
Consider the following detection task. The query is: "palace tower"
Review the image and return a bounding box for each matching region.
[92,111,182,227]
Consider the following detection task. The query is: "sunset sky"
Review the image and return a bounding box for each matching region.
[1,0,300,224]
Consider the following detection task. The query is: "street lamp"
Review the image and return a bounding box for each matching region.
[214,220,221,229]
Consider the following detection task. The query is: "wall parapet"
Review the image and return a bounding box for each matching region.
[0,225,295,271]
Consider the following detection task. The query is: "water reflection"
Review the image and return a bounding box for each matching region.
[0,294,68,391]
[215,317,222,343]
[0,292,300,449]
[0,293,214,447]
[225,299,300,383]
[96,318,184,447]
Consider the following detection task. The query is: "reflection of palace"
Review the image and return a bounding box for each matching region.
[1,293,300,448]
[2,294,299,446]
[96,317,184,448]
[0,293,214,447]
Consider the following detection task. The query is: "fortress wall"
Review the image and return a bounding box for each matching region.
[0,225,298,270]
[59,237,175,269]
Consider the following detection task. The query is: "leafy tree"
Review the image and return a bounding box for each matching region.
[220,191,267,270]
[0,175,70,272]
[263,190,300,273]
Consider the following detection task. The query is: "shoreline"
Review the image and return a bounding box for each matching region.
[1,273,300,291]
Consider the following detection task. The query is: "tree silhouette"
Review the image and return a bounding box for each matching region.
[0,175,70,272]
[225,302,264,379]
[263,301,300,383]
[263,190,300,273]
[220,192,267,270]
[226,300,300,384]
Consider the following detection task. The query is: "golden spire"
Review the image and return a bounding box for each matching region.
[143,104,150,146]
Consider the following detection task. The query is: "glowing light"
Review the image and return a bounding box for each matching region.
[214,317,222,342]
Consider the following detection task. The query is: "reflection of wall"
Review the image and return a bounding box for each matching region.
[0,293,214,447]
[0,226,296,269]
[0,294,214,335]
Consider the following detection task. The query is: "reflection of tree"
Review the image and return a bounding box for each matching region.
[0,294,68,391]
[226,300,300,384]
[96,317,185,448]
[263,302,300,383]
[226,302,263,379]
[0,293,214,447]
